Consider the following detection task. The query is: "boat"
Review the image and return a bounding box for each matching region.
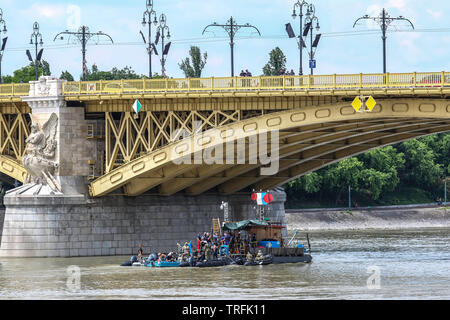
[221,219,313,265]
[244,255,273,266]
[120,256,146,267]
[195,258,230,268]
[146,260,180,268]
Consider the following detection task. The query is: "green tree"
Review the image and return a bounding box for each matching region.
[398,139,443,189]
[84,64,143,81]
[288,172,323,194]
[262,47,287,76]
[179,46,208,78]
[60,70,74,81]
[359,146,405,193]
[2,61,51,83]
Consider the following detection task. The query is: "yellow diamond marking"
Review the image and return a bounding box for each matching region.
[366,96,377,111]
[352,97,362,112]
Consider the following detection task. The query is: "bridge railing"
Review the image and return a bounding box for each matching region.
[1,72,448,97]
[0,83,30,97]
[61,71,450,95]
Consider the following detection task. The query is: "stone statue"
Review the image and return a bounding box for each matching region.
[22,113,61,193]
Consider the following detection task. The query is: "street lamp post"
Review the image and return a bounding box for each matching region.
[29,22,44,81]
[291,0,309,76]
[0,8,7,84]
[445,178,448,207]
[54,26,113,81]
[348,185,352,210]
[156,14,171,77]
[304,4,320,75]
[353,8,414,74]
[203,17,261,77]
[141,0,158,78]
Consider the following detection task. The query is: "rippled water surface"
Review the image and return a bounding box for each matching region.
[0,228,449,300]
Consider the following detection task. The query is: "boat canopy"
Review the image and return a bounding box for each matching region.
[222,220,269,231]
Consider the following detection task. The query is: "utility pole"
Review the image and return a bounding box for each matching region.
[353,8,414,74]
[141,0,158,78]
[28,22,44,81]
[202,17,261,77]
[54,26,113,81]
[0,8,7,84]
[291,0,309,75]
[156,14,171,77]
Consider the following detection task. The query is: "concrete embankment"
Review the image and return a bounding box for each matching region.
[286,204,450,231]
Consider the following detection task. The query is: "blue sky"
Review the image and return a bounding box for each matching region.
[1,0,450,79]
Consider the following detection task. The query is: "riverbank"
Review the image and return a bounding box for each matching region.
[285,204,449,231]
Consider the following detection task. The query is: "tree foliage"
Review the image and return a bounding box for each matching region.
[179,46,208,78]
[262,47,287,76]
[2,61,51,83]
[285,137,448,207]
[59,70,74,81]
[84,64,143,81]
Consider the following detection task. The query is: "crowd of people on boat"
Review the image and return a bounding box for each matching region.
[132,228,263,265]
[194,230,258,260]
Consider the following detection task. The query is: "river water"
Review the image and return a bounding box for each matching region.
[0,228,449,300]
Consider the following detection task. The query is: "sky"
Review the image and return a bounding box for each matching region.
[1,0,450,80]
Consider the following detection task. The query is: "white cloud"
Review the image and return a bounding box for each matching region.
[426,9,442,19]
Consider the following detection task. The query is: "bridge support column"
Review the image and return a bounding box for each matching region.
[0,76,96,257]
[0,189,286,257]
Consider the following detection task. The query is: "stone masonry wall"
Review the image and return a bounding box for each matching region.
[0,189,287,258]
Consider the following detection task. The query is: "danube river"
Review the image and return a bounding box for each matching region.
[0,228,449,300]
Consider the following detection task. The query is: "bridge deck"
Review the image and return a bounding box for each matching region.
[1,72,449,102]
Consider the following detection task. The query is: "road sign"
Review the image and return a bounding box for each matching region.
[352,96,376,112]
[352,97,362,112]
[366,96,377,111]
[132,99,142,114]
[309,60,316,69]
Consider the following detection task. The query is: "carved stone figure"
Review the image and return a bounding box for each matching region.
[22,113,61,193]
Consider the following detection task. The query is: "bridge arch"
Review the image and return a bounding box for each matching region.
[90,98,450,197]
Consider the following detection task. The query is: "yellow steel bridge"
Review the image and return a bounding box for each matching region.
[0,72,449,197]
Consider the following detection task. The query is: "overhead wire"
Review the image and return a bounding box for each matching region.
[3,27,450,52]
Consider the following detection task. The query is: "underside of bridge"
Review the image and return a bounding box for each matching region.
[90,98,450,197]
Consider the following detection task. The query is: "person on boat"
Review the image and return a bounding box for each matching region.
[255,250,265,262]
[189,252,197,267]
[181,243,190,262]
[212,242,218,259]
[213,232,219,245]
[204,241,212,261]
[246,252,253,263]
[158,253,166,262]
[250,233,257,253]
[197,232,202,253]
[224,232,231,246]
[137,244,144,262]
[199,240,207,260]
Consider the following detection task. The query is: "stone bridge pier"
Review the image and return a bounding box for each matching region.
[0,77,287,258]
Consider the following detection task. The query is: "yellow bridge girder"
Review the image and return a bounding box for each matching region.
[89,98,450,197]
[0,112,30,182]
[0,155,26,183]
